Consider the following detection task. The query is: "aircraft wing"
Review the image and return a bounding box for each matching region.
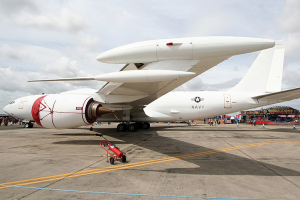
[252,87,300,103]
[27,57,230,108]
[99,57,230,115]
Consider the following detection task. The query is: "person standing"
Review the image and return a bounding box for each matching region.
[187,120,191,126]
[4,117,8,126]
[0,117,2,126]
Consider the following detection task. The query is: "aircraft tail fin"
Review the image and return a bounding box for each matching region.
[229,41,285,93]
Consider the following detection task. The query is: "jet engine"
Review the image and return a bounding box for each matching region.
[31,94,113,129]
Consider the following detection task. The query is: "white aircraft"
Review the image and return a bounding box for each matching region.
[4,36,297,131]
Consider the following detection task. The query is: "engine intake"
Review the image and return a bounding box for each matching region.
[31,94,113,129]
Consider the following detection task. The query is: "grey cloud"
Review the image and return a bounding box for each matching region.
[0,44,32,61]
[175,77,241,92]
[278,0,300,34]
[41,57,89,78]
[185,1,284,37]
[285,34,300,61]
[80,35,101,49]
[0,66,102,95]
[13,8,88,32]
[0,0,39,16]
[203,78,241,91]
[0,1,88,33]
[283,68,300,88]
[0,66,85,111]
[39,57,104,88]
[0,66,66,93]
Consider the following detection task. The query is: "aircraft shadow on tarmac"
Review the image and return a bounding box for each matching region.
[53,125,300,177]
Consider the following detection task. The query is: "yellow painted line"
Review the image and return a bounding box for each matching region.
[0,142,299,189]
[0,142,265,187]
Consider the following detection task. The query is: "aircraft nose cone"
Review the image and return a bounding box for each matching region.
[96,50,116,64]
[3,105,10,115]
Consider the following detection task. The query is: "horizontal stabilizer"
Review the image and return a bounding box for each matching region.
[28,70,195,83]
[252,87,300,102]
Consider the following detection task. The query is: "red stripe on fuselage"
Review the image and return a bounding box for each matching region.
[31,96,46,126]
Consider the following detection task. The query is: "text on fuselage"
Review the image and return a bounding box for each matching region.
[192,105,204,109]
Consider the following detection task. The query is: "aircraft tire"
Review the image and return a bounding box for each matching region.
[109,157,115,165]
[137,122,143,129]
[117,124,127,132]
[121,155,126,163]
[128,123,137,132]
[142,122,150,129]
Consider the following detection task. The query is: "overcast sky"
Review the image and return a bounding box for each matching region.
[0,0,300,113]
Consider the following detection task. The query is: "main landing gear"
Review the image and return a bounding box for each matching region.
[117,122,150,132]
[24,122,34,128]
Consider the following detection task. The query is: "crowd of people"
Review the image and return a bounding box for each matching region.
[0,117,20,126]
[206,118,222,126]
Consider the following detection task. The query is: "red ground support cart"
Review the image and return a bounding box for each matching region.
[96,134,126,164]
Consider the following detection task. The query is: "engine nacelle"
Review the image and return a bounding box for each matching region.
[31,94,112,129]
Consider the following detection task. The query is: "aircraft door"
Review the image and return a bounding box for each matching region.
[223,94,231,109]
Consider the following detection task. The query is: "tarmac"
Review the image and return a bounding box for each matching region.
[0,123,299,200]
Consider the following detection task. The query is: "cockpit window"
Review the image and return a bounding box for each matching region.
[10,101,15,104]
